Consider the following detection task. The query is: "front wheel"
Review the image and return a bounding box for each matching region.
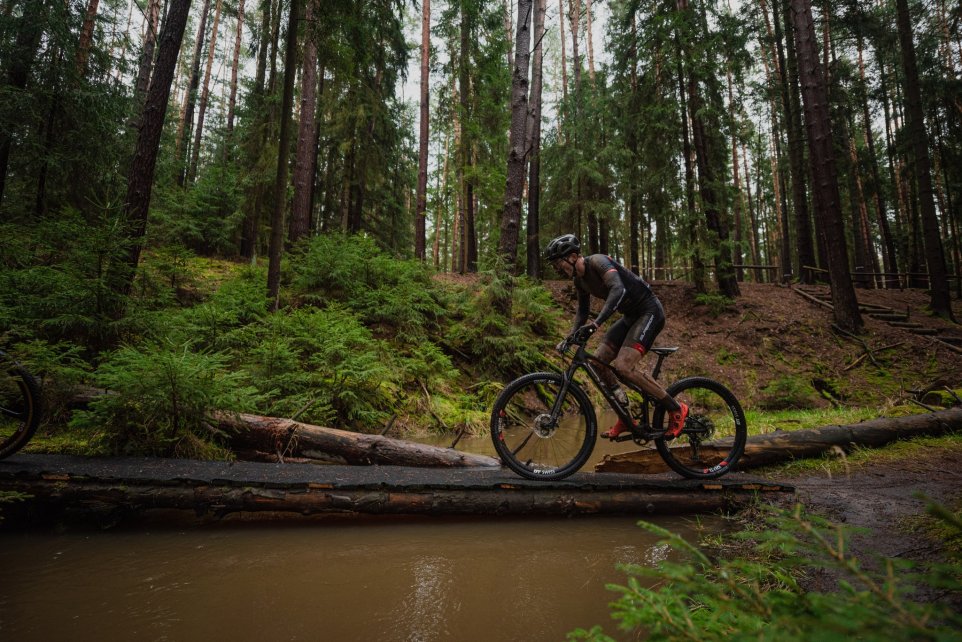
[653,377,746,479]
[0,357,42,460]
[490,372,597,481]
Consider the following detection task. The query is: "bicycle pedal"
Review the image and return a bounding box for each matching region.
[606,432,636,443]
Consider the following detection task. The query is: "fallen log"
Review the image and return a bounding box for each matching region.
[216,412,501,469]
[595,407,962,475]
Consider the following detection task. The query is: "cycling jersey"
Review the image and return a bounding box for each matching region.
[572,254,655,328]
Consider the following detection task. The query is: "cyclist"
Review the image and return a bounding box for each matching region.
[544,233,688,440]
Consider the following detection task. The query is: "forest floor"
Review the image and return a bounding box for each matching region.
[766,441,962,604]
[533,277,962,411]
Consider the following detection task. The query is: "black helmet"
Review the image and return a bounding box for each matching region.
[544,234,581,261]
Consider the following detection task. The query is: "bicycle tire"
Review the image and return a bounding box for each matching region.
[0,360,42,460]
[653,376,746,479]
[490,372,597,481]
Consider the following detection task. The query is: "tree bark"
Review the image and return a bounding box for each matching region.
[777,0,816,284]
[174,0,211,187]
[789,0,862,332]
[895,0,956,321]
[219,412,500,468]
[289,0,319,244]
[116,0,194,298]
[498,0,532,279]
[239,0,272,259]
[188,0,223,183]
[678,0,738,297]
[76,0,101,76]
[856,29,898,288]
[525,0,546,279]
[131,0,161,122]
[414,0,431,260]
[596,407,962,474]
[226,0,245,135]
[266,0,299,310]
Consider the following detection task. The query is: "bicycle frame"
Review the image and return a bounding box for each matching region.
[553,339,671,441]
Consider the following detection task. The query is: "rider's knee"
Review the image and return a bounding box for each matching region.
[612,347,640,372]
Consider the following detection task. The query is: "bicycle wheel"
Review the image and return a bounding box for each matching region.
[653,377,746,479]
[0,357,42,460]
[490,372,597,481]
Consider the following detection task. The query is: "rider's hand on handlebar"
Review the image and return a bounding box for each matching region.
[573,322,597,342]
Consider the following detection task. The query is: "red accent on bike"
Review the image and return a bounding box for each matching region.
[601,419,630,440]
[664,402,689,437]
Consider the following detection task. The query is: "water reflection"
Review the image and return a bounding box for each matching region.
[0,514,719,641]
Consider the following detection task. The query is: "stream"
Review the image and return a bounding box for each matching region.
[0,512,718,641]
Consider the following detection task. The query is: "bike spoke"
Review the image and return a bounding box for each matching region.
[490,373,595,481]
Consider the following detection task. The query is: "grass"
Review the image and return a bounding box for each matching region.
[753,432,962,477]
[744,404,918,436]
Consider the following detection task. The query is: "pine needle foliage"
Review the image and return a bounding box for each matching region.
[570,503,962,641]
[290,233,447,342]
[446,271,561,378]
[70,341,263,459]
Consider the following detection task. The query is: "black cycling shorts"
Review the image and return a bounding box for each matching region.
[602,296,665,355]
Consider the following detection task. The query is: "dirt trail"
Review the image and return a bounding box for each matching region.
[763,445,962,602]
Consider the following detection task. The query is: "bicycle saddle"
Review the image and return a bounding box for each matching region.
[651,346,679,356]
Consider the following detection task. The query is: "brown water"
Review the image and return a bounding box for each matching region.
[0,513,715,641]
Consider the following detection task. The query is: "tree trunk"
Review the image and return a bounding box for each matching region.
[116,0,193,299]
[558,0,568,107]
[131,0,161,120]
[856,29,897,288]
[459,11,477,273]
[226,0,244,135]
[414,0,430,260]
[188,0,223,183]
[525,0,546,279]
[596,407,962,474]
[289,0,319,244]
[790,0,862,332]
[585,0,596,84]
[498,0,532,281]
[174,0,211,187]
[239,0,272,259]
[895,0,956,321]
[266,0,299,310]
[675,35,704,291]
[678,0,738,297]
[76,0,100,76]
[778,0,816,284]
[219,412,500,468]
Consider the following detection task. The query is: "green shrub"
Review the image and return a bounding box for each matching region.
[570,503,962,641]
[759,375,814,410]
[70,341,262,458]
[446,272,560,378]
[230,305,398,428]
[290,233,445,341]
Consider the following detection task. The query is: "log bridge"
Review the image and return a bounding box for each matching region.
[0,454,792,525]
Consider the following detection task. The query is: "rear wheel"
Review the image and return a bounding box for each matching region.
[0,355,42,460]
[653,377,746,479]
[490,372,596,481]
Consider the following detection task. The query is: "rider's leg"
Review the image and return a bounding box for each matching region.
[612,300,688,437]
[613,346,688,438]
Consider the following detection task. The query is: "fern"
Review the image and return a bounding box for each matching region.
[70,340,263,458]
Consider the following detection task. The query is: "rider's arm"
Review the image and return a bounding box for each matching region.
[592,257,626,327]
[571,289,590,333]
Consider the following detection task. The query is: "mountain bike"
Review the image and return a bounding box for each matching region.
[489,333,747,481]
[0,350,42,460]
